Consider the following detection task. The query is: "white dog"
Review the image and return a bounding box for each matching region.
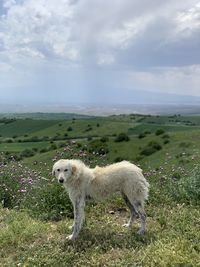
[52,159,149,241]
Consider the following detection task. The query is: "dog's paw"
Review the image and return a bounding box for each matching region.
[122,223,131,228]
[66,234,76,241]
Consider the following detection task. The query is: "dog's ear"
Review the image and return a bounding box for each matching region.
[72,165,77,175]
[52,166,55,176]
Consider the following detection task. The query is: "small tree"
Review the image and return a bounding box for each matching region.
[115,133,130,142]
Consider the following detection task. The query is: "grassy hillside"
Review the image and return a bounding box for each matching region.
[0,113,200,266]
[0,119,58,137]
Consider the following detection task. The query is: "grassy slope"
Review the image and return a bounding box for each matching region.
[1,114,200,266]
[0,119,59,137]
[0,141,50,152]
[28,119,135,139]
[1,203,200,267]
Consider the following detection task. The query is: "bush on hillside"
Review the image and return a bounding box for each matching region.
[21,149,35,158]
[138,133,146,139]
[155,129,165,136]
[140,140,162,156]
[40,148,48,153]
[0,162,73,221]
[67,126,73,131]
[163,139,170,145]
[26,183,73,221]
[115,133,130,142]
[88,139,109,155]
[100,136,109,143]
[140,146,157,156]
[148,141,162,150]
[7,139,13,143]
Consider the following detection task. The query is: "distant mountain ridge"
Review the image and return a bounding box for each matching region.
[1,89,200,115]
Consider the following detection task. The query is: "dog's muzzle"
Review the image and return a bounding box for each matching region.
[59,178,64,183]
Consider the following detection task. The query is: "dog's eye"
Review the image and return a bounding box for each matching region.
[64,169,68,172]
[57,169,60,172]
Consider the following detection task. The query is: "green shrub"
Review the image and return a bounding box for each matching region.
[50,144,57,150]
[26,183,73,221]
[0,175,23,209]
[138,133,146,139]
[0,165,37,209]
[100,136,109,143]
[175,164,200,204]
[162,134,170,139]
[155,129,165,135]
[88,140,109,155]
[85,126,93,132]
[0,162,73,221]
[140,146,157,156]
[163,139,170,144]
[148,141,162,150]
[67,126,73,131]
[40,148,48,153]
[115,133,130,142]
[140,141,162,156]
[21,149,35,158]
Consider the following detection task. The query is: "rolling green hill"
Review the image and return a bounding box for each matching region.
[0,119,58,137]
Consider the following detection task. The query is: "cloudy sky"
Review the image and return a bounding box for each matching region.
[0,0,200,105]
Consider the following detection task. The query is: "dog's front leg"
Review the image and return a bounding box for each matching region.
[67,195,85,241]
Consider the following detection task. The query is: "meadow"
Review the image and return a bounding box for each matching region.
[0,113,200,267]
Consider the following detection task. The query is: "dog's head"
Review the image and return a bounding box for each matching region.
[52,159,77,184]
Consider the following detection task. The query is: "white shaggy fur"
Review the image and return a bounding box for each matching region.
[52,159,149,241]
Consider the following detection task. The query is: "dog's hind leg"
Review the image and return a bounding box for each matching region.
[132,200,147,235]
[121,192,138,228]
[122,190,147,234]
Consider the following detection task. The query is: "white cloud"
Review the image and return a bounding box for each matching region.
[3,0,16,9]
[1,0,200,67]
[0,0,77,61]
[128,65,200,96]
[97,53,115,65]
[0,0,200,100]
[0,61,13,71]
[176,2,200,34]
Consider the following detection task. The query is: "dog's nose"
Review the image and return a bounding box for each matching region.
[59,177,64,183]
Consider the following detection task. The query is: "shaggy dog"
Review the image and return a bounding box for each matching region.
[52,159,149,241]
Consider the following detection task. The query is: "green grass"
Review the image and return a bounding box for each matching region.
[128,123,198,135]
[28,119,134,139]
[0,141,50,152]
[0,202,200,267]
[0,119,58,137]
